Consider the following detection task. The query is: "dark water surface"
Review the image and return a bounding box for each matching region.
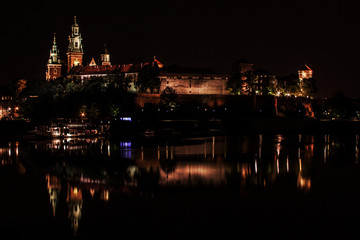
[1,133,360,239]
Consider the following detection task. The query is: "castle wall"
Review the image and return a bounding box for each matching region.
[159,74,230,95]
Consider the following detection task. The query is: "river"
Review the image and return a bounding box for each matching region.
[1,132,360,239]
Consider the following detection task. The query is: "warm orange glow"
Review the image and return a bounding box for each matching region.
[73,187,78,195]
[90,188,95,197]
[297,175,311,191]
[102,190,109,201]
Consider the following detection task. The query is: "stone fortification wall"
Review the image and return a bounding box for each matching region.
[159,74,230,95]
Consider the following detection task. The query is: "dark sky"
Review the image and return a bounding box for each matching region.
[1,0,359,98]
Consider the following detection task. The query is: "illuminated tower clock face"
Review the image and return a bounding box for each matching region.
[74,59,80,66]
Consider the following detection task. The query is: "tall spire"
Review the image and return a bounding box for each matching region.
[46,33,62,80]
[49,32,60,64]
[67,16,84,72]
[68,16,83,53]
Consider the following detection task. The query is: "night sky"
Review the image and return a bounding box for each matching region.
[2,0,359,98]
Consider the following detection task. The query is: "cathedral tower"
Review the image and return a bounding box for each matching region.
[46,33,62,80]
[67,16,84,72]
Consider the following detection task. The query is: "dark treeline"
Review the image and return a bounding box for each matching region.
[18,75,135,123]
[9,72,360,123]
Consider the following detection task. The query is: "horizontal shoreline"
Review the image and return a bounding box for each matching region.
[1,118,360,139]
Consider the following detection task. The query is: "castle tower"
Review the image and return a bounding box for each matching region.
[46,33,62,80]
[100,44,111,66]
[67,16,84,72]
[298,64,313,81]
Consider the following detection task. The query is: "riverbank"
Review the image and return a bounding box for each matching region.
[1,117,360,140]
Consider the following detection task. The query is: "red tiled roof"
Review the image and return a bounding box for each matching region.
[68,62,154,75]
[299,64,312,71]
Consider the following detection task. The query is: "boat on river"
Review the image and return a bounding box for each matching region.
[35,122,108,138]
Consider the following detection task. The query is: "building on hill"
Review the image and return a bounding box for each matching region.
[298,64,315,97]
[253,69,277,95]
[68,61,161,93]
[298,64,313,81]
[232,58,254,74]
[67,16,84,73]
[46,33,62,81]
[158,66,231,95]
[0,87,14,119]
[45,16,314,101]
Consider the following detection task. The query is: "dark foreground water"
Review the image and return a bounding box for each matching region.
[1,132,360,239]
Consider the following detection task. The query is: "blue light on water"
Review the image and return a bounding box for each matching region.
[120,117,132,121]
[120,141,131,148]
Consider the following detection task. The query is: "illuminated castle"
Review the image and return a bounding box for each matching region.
[47,16,317,99]
[298,64,313,81]
[46,16,164,94]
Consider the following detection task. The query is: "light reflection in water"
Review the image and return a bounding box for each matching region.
[27,133,360,237]
[286,155,289,172]
[67,184,83,236]
[356,134,359,164]
[46,174,61,217]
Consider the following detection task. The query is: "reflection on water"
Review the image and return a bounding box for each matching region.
[2,132,360,237]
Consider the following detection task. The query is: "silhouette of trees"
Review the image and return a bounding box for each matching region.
[226,72,243,95]
[20,75,135,122]
[276,73,300,96]
[135,64,160,93]
[160,86,178,109]
[327,91,357,119]
[301,77,317,97]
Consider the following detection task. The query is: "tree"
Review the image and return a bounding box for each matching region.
[301,77,317,97]
[135,64,161,93]
[327,91,356,119]
[226,72,243,95]
[16,79,27,98]
[244,70,258,95]
[276,73,300,96]
[226,70,258,95]
[160,87,178,109]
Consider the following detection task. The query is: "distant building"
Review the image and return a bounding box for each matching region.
[46,34,62,81]
[46,17,164,93]
[232,58,254,74]
[0,87,14,119]
[298,64,313,81]
[68,61,160,93]
[43,17,293,100]
[67,16,84,73]
[253,69,277,95]
[159,66,231,95]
